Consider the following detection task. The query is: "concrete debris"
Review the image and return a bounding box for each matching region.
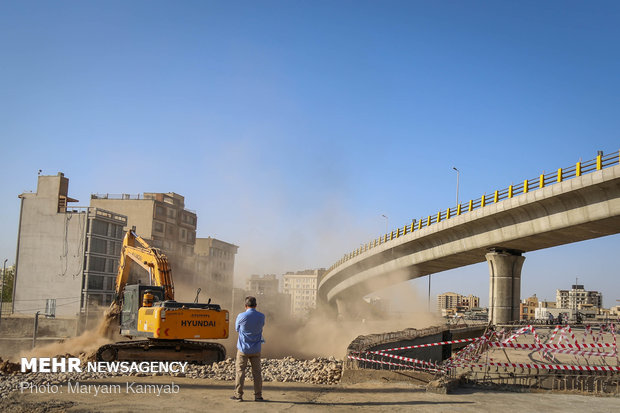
[186,357,343,385]
[0,358,21,375]
[425,377,459,394]
[0,357,343,398]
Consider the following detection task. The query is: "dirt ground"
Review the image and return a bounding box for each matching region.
[3,376,619,413]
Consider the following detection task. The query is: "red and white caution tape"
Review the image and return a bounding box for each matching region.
[548,325,562,343]
[347,355,443,372]
[444,336,490,369]
[489,342,616,350]
[454,361,620,372]
[349,325,619,374]
[501,325,554,361]
[347,354,418,369]
[370,337,479,353]
[487,342,617,357]
[503,325,539,343]
[369,350,443,370]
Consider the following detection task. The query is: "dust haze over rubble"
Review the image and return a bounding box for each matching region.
[13,218,439,362]
[18,305,118,361]
[259,281,442,359]
[222,196,443,359]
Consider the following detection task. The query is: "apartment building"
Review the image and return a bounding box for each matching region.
[556,284,603,310]
[13,173,127,316]
[246,274,279,295]
[520,294,539,321]
[244,274,291,321]
[193,237,238,306]
[91,192,237,304]
[437,292,480,315]
[90,192,197,256]
[282,269,326,318]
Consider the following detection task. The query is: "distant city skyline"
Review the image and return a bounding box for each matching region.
[1,2,619,308]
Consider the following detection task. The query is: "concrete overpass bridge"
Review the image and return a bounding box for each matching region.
[318,151,620,323]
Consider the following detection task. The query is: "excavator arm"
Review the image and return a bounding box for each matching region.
[114,227,174,301]
[98,227,228,363]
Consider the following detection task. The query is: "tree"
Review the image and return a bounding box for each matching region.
[1,265,15,303]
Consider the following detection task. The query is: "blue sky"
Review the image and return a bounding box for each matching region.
[1,1,618,307]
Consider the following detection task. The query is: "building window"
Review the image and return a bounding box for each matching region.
[90,237,107,254]
[88,275,104,290]
[154,221,165,234]
[111,224,123,238]
[105,259,118,273]
[92,220,108,236]
[111,241,121,256]
[156,206,165,218]
[89,257,106,272]
[166,225,176,237]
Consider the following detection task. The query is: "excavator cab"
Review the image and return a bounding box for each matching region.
[120,285,165,336]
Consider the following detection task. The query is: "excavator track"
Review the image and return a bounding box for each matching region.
[96,340,226,364]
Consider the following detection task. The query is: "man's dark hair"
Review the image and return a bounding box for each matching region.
[245,296,257,308]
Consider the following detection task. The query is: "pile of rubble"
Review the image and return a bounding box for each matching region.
[0,357,343,398]
[187,357,342,384]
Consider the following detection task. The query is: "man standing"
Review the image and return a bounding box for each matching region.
[231,296,265,402]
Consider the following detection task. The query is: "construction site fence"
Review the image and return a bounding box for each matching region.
[346,323,619,394]
[455,369,620,394]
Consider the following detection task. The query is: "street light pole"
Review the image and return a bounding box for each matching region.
[428,274,432,312]
[453,167,460,206]
[381,214,388,234]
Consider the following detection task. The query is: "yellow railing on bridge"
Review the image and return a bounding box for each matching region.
[327,150,620,273]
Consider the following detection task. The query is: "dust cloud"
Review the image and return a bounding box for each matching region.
[20,305,119,360]
[239,281,442,359]
[18,283,440,362]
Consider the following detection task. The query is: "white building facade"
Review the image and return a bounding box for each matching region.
[282,269,325,318]
[556,284,603,310]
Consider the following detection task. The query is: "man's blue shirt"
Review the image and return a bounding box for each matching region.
[235,308,265,354]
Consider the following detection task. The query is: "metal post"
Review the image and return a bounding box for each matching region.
[453,167,460,206]
[428,274,432,312]
[0,259,6,328]
[33,311,40,349]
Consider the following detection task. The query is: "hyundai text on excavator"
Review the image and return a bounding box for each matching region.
[96,228,229,363]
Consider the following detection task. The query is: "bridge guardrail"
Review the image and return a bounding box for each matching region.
[327,151,620,273]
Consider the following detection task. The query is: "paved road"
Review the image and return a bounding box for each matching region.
[4,376,619,413]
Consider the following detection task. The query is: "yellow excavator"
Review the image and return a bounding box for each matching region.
[96,227,229,363]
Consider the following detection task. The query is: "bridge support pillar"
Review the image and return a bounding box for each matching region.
[486,249,524,325]
[335,298,347,320]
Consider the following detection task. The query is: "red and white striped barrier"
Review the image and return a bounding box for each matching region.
[501,325,555,360]
[583,323,617,346]
[370,337,479,353]
[369,350,443,370]
[489,341,616,350]
[503,325,540,343]
[444,336,490,369]
[347,354,425,370]
[487,342,617,357]
[454,361,620,372]
[347,354,443,373]
[348,324,618,374]
[555,326,578,347]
